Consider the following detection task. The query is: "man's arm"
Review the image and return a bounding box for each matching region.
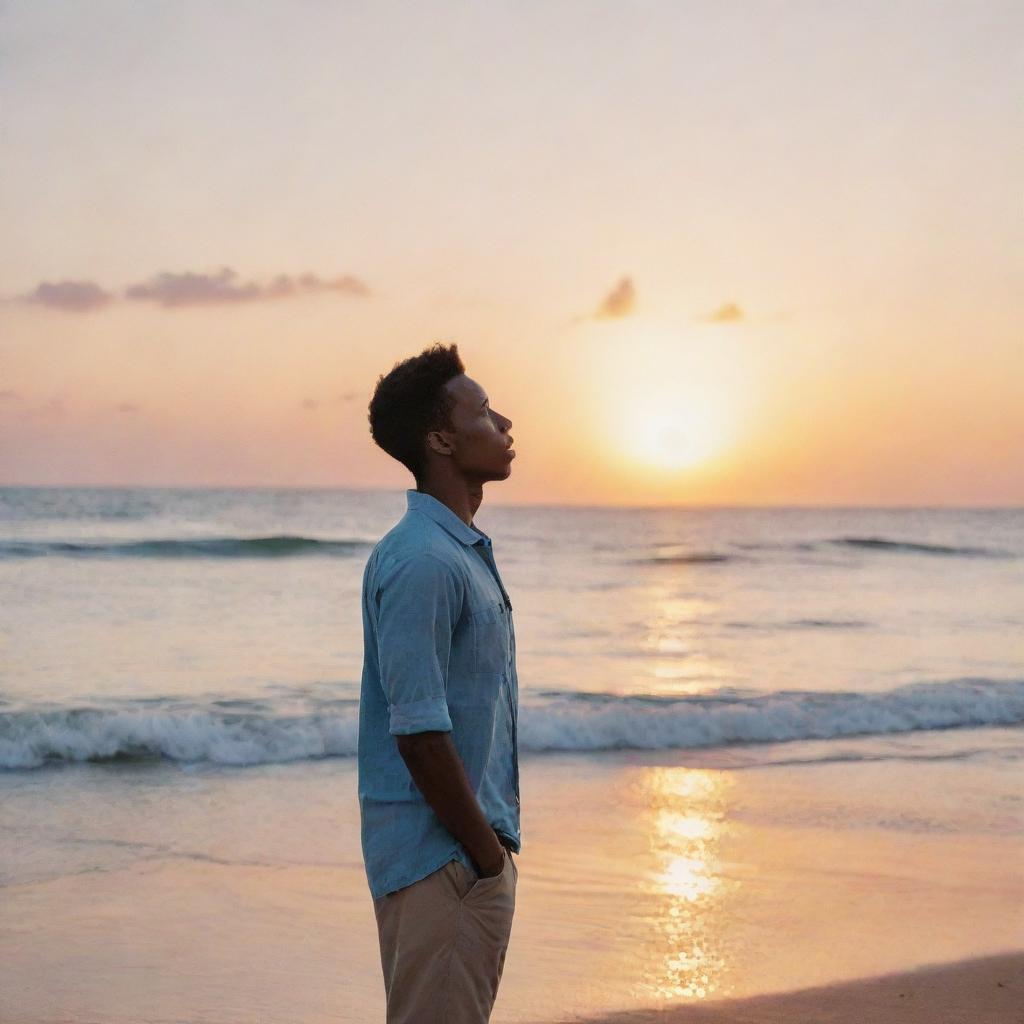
[373,552,505,877]
[396,730,507,878]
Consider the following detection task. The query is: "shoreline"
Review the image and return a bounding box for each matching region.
[541,950,1024,1024]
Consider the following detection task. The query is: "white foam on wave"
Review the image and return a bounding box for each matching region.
[521,678,1024,752]
[0,708,359,770]
[0,677,1021,770]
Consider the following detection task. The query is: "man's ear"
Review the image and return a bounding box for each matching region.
[426,429,453,455]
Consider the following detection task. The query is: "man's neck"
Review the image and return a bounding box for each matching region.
[416,478,483,527]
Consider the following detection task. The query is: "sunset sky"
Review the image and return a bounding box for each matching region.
[1,1,1021,506]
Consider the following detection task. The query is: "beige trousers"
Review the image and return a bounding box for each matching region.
[372,847,518,1024]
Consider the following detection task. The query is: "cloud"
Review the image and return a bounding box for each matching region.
[301,398,320,410]
[124,267,371,308]
[20,280,114,313]
[335,391,360,403]
[594,276,636,319]
[115,402,140,413]
[13,267,371,313]
[0,390,19,401]
[698,301,744,323]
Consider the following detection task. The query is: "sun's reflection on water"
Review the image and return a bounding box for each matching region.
[630,767,738,1003]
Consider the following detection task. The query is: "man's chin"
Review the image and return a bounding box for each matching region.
[474,460,513,484]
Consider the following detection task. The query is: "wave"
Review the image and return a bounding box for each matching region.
[1,677,1021,771]
[633,550,733,565]
[724,618,870,631]
[736,536,1017,559]
[829,536,1016,557]
[633,533,1017,565]
[0,535,369,559]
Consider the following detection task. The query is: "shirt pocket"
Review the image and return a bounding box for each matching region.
[469,598,509,686]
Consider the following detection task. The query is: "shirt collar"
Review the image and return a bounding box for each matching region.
[406,488,491,547]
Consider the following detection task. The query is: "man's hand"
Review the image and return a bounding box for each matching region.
[395,730,508,877]
[476,846,506,879]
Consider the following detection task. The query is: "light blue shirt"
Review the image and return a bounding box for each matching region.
[357,488,521,900]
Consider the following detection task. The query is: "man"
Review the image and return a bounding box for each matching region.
[358,341,520,1023]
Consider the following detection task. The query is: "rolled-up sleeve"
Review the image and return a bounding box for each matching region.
[374,552,462,735]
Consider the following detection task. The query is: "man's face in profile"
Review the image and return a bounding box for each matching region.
[436,374,515,482]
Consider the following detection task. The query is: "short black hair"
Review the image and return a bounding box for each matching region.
[367,342,465,486]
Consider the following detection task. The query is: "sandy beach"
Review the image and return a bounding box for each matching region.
[2,748,1021,1023]
[548,951,1024,1024]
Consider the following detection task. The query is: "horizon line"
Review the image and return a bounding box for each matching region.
[0,482,1020,512]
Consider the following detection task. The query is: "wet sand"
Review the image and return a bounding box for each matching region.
[547,950,1024,1024]
[2,751,1021,1023]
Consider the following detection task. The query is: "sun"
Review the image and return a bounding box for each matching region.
[626,400,728,471]
[586,322,746,474]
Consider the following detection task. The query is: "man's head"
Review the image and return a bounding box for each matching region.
[368,342,514,489]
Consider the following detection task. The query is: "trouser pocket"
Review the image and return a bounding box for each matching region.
[448,849,511,903]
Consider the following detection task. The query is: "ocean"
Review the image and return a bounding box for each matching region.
[1,487,1021,1022]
